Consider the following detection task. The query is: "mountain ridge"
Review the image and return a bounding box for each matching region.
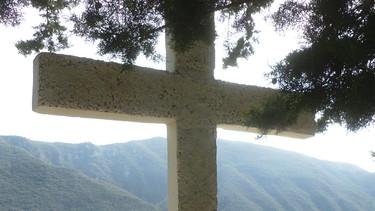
[2,135,375,210]
[0,137,160,210]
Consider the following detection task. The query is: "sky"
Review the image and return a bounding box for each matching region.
[0,5,375,172]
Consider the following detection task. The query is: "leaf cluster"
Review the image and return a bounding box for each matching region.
[247,92,305,136]
[217,0,273,68]
[8,0,79,55]
[70,0,164,64]
[250,0,375,133]
[0,0,28,26]
[2,0,273,67]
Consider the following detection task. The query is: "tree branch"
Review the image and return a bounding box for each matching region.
[213,0,250,12]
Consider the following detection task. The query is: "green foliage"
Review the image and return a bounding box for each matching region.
[70,0,164,64]
[12,0,78,55]
[163,0,216,52]
[1,0,273,67]
[218,0,274,68]
[258,0,375,133]
[0,0,28,26]
[247,92,305,136]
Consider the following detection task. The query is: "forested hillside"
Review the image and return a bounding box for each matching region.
[0,138,160,211]
[2,136,375,210]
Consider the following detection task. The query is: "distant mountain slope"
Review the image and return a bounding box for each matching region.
[0,138,160,211]
[2,136,375,210]
[1,136,168,209]
[217,141,375,211]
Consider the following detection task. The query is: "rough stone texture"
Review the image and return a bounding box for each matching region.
[33,16,315,211]
[33,52,316,211]
[33,53,315,138]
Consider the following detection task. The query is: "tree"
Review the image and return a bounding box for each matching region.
[248,0,374,134]
[3,0,374,135]
[0,0,273,66]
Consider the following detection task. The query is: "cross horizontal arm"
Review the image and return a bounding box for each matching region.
[33,53,175,123]
[33,53,315,138]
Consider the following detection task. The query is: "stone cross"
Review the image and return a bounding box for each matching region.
[32,22,315,211]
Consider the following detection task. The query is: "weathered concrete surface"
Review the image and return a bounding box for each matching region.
[33,52,316,211]
[33,53,315,138]
[33,16,315,211]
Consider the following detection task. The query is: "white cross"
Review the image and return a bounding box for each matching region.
[32,18,315,211]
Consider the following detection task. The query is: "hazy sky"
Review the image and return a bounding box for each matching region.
[0,6,374,172]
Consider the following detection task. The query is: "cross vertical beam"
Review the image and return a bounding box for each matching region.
[167,116,217,210]
[32,15,315,211]
[165,15,217,210]
[176,117,217,210]
[165,15,217,208]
